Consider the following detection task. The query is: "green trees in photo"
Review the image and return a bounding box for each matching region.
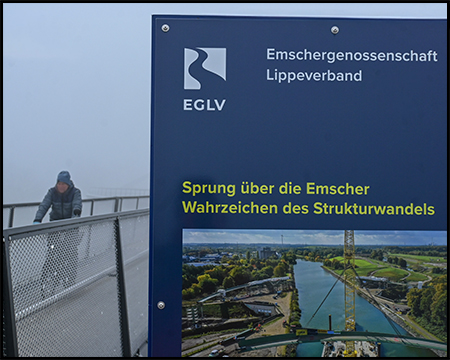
[407,274,447,341]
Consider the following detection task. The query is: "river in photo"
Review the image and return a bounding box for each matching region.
[293,259,437,357]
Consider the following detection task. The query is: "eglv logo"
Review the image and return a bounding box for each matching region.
[184,48,226,90]
[183,47,227,112]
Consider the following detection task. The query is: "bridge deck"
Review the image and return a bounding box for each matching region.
[238,329,447,353]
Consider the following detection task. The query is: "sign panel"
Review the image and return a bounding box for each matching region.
[150,15,446,357]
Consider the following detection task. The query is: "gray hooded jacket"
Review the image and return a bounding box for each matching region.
[34,181,82,222]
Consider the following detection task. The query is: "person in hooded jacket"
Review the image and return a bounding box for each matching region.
[33,170,82,223]
[34,171,83,298]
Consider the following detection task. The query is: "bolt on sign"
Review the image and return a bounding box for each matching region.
[150,15,446,357]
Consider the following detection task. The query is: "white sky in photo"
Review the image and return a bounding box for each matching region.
[183,229,447,246]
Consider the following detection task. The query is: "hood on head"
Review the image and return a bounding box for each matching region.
[57,171,72,186]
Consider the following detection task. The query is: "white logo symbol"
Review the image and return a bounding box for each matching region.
[184,48,226,90]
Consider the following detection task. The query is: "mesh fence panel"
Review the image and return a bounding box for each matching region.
[7,220,124,357]
[119,214,149,352]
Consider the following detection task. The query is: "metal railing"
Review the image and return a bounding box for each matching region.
[3,195,150,229]
[3,209,149,357]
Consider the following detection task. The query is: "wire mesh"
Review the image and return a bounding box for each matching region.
[119,214,149,352]
[7,221,124,357]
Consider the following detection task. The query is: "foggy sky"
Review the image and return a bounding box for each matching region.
[3,3,446,204]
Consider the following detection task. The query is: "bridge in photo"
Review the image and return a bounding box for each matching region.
[197,276,291,303]
[237,328,447,353]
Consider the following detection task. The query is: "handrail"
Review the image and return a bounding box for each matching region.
[3,195,150,208]
[3,208,150,238]
[3,195,150,228]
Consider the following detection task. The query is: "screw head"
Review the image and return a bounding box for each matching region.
[157,301,165,310]
[331,26,339,35]
[161,24,170,32]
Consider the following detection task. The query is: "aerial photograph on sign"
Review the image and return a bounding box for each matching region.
[181,229,447,357]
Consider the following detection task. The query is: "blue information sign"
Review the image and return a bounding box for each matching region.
[150,15,446,356]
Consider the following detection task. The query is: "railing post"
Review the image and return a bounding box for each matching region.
[8,207,15,228]
[114,217,132,357]
[3,236,19,357]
